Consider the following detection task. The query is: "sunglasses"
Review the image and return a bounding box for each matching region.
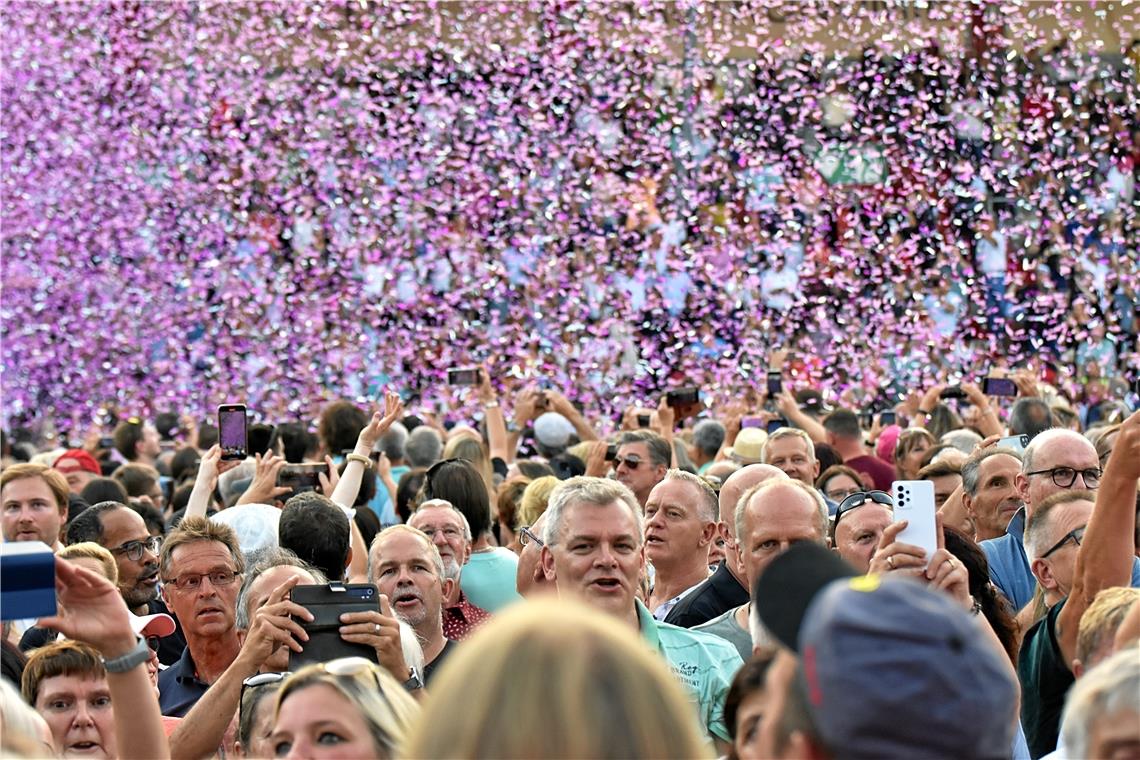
[613,455,642,470]
[240,672,291,728]
[830,490,893,542]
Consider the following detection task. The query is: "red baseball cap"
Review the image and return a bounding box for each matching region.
[53,449,102,476]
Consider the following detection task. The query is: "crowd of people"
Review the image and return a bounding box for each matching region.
[2,3,1138,426]
[2,366,1139,758]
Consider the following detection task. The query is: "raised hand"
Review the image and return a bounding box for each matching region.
[237,452,291,506]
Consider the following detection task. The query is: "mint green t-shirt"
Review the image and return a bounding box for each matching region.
[460,548,522,612]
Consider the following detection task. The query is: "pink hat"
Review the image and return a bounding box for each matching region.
[877,426,902,464]
[129,611,176,639]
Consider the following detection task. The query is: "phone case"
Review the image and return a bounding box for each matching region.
[289,583,380,669]
[891,480,938,566]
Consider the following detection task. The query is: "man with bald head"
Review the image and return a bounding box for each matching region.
[664,464,788,628]
[694,478,830,659]
[980,427,1140,611]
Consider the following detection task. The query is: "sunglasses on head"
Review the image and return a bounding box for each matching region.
[830,490,893,542]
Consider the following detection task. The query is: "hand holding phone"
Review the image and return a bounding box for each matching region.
[218,404,248,461]
[277,463,326,499]
[289,583,381,669]
[982,377,1017,397]
[891,480,939,567]
[766,371,783,396]
[447,367,482,386]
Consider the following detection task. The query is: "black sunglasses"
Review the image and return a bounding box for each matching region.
[830,490,893,542]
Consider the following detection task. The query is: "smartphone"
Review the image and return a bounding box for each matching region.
[879,411,897,426]
[997,434,1030,452]
[277,463,326,498]
[766,371,783,396]
[0,542,57,620]
[447,367,481,386]
[891,480,939,566]
[940,385,967,400]
[97,436,114,450]
[289,583,380,669]
[217,404,248,461]
[982,377,1017,397]
[636,413,651,428]
[665,387,700,407]
[767,417,789,434]
[605,444,618,461]
[741,416,765,429]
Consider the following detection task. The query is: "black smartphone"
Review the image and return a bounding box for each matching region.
[879,411,897,426]
[605,444,617,461]
[741,416,765,429]
[289,583,380,669]
[940,385,967,400]
[767,417,789,434]
[277,463,326,498]
[766,371,783,396]
[217,404,248,461]
[982,377,1017,397]
[637,413,651,428]
[665,387,700,407]
[97,436,114,450]
[447,367,481,386]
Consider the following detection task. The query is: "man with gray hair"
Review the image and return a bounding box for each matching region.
[694,478,829,660]
[540,476,742,748]
[644,470,719,620]
[980,427,1140,611]
[688,419,725,475]
[405,426,443,469]
[664,464,788,628]
[961,446,1024,542]
[364,421,410,525]
[1056,646,1140,760]
[408,499,491,640]
[1009,397,1055,440]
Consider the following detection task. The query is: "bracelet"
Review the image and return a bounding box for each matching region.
[484,402,499,410]
[103,635,149,673]
[346,453,372,470]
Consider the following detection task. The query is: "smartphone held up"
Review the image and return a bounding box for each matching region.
[218,404,248,461]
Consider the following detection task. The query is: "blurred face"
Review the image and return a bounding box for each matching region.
[55,459,95,493]
[2,475,66,545]
[270,683,378,759]
[369,532,447,631]
[821,473,861,503]
[764,437,818,486]
[613,442,666,502]
[542,499,645,621]
[516,512,550,597]
[1087,708,1140,760]
[833,504,893,574]
[162,540,241,639]
[140,424,162,460]
[644,479,715,569]
[100,508,160,610]
[899,439,931,477]
[1019,436,1100,516]
[733,684,769,760]
[237,688,279,759]
[1032,500,1093,599]
[930,473,962,509]
[244,566,318,673]
[966,454,1023,541]
[34,675,116,759]
[735,484,824,592]
[408,507,470,577]
[757,650,798,760]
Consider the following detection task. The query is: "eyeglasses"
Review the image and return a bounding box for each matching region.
[519,525,544,547]
[163,568,239,592]
[613,455,642,470]
[825,485,862,502]
[1041,525,1085,559]
[831,490,893,541]
[1024,467,1101,489]
[418,525,464,540]
[111,535,163,562]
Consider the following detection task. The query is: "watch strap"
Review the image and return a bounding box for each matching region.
[402,667,424,691]
[102,635,149,673]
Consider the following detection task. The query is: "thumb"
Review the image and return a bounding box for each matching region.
[379,594,393,618]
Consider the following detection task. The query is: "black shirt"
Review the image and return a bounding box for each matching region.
[663,561,749,629]
[1017,599,1074,758]
[423,639,458,685]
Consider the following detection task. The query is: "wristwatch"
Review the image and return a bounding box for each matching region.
[402,667,424,692]
[102,635,150,673]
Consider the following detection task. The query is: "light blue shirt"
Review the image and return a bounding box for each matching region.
[460,548,522,612]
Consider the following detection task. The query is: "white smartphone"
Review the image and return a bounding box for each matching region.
[892,480,939,566]
[997,434,1030,453]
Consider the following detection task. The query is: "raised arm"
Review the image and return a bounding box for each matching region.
[961,382,1004,439]
[776,390,827,443]
[185,445,238,519]
[545,389,599,442]
[478,366,511,462]
[1055,408,1140,665]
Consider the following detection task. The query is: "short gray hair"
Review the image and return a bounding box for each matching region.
[236,549,327,631]
[961,447,1023,497]
[940,428,982,454]
[377,422,408,460]
[1022,428,1094,474]
[691,420,726,458]
[1024,490,1094,563]
[761,428,816,464]
[1058,645,1140,760]
[409,499,473,542]
[735,478,828,545]
[405,427,443,468]
[661,469,719,523]
[542,477,643,547]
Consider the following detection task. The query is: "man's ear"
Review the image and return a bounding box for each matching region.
[461,541,472,565]
[732,539,746,579]
[540,546,556,581]
[441,576,456,601]
[1071,658,1084,679]
[1031,557,1057,591]
[699,522,718,548]
[1015,473,1030,504]
[962,492,976,520]
[812,460,820,479]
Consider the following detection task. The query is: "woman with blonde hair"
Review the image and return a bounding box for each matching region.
[402,598,714,759]
[894,428,936,480]
[269,657,419,759]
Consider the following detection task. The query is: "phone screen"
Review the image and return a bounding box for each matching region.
[278,464,325,497]
[766,372,782,395]
[448,367,481,386]
[741,416,764,429]
[879,411,897,426]
[982,377,1017,397]
[218,405,247,461]
[767,417,789,434]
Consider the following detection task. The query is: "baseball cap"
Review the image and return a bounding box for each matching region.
[129,611,176,639]
[53,449,101,476]
[533,412,575,450]
[758,545,1018,760]
[727,428,768,464]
